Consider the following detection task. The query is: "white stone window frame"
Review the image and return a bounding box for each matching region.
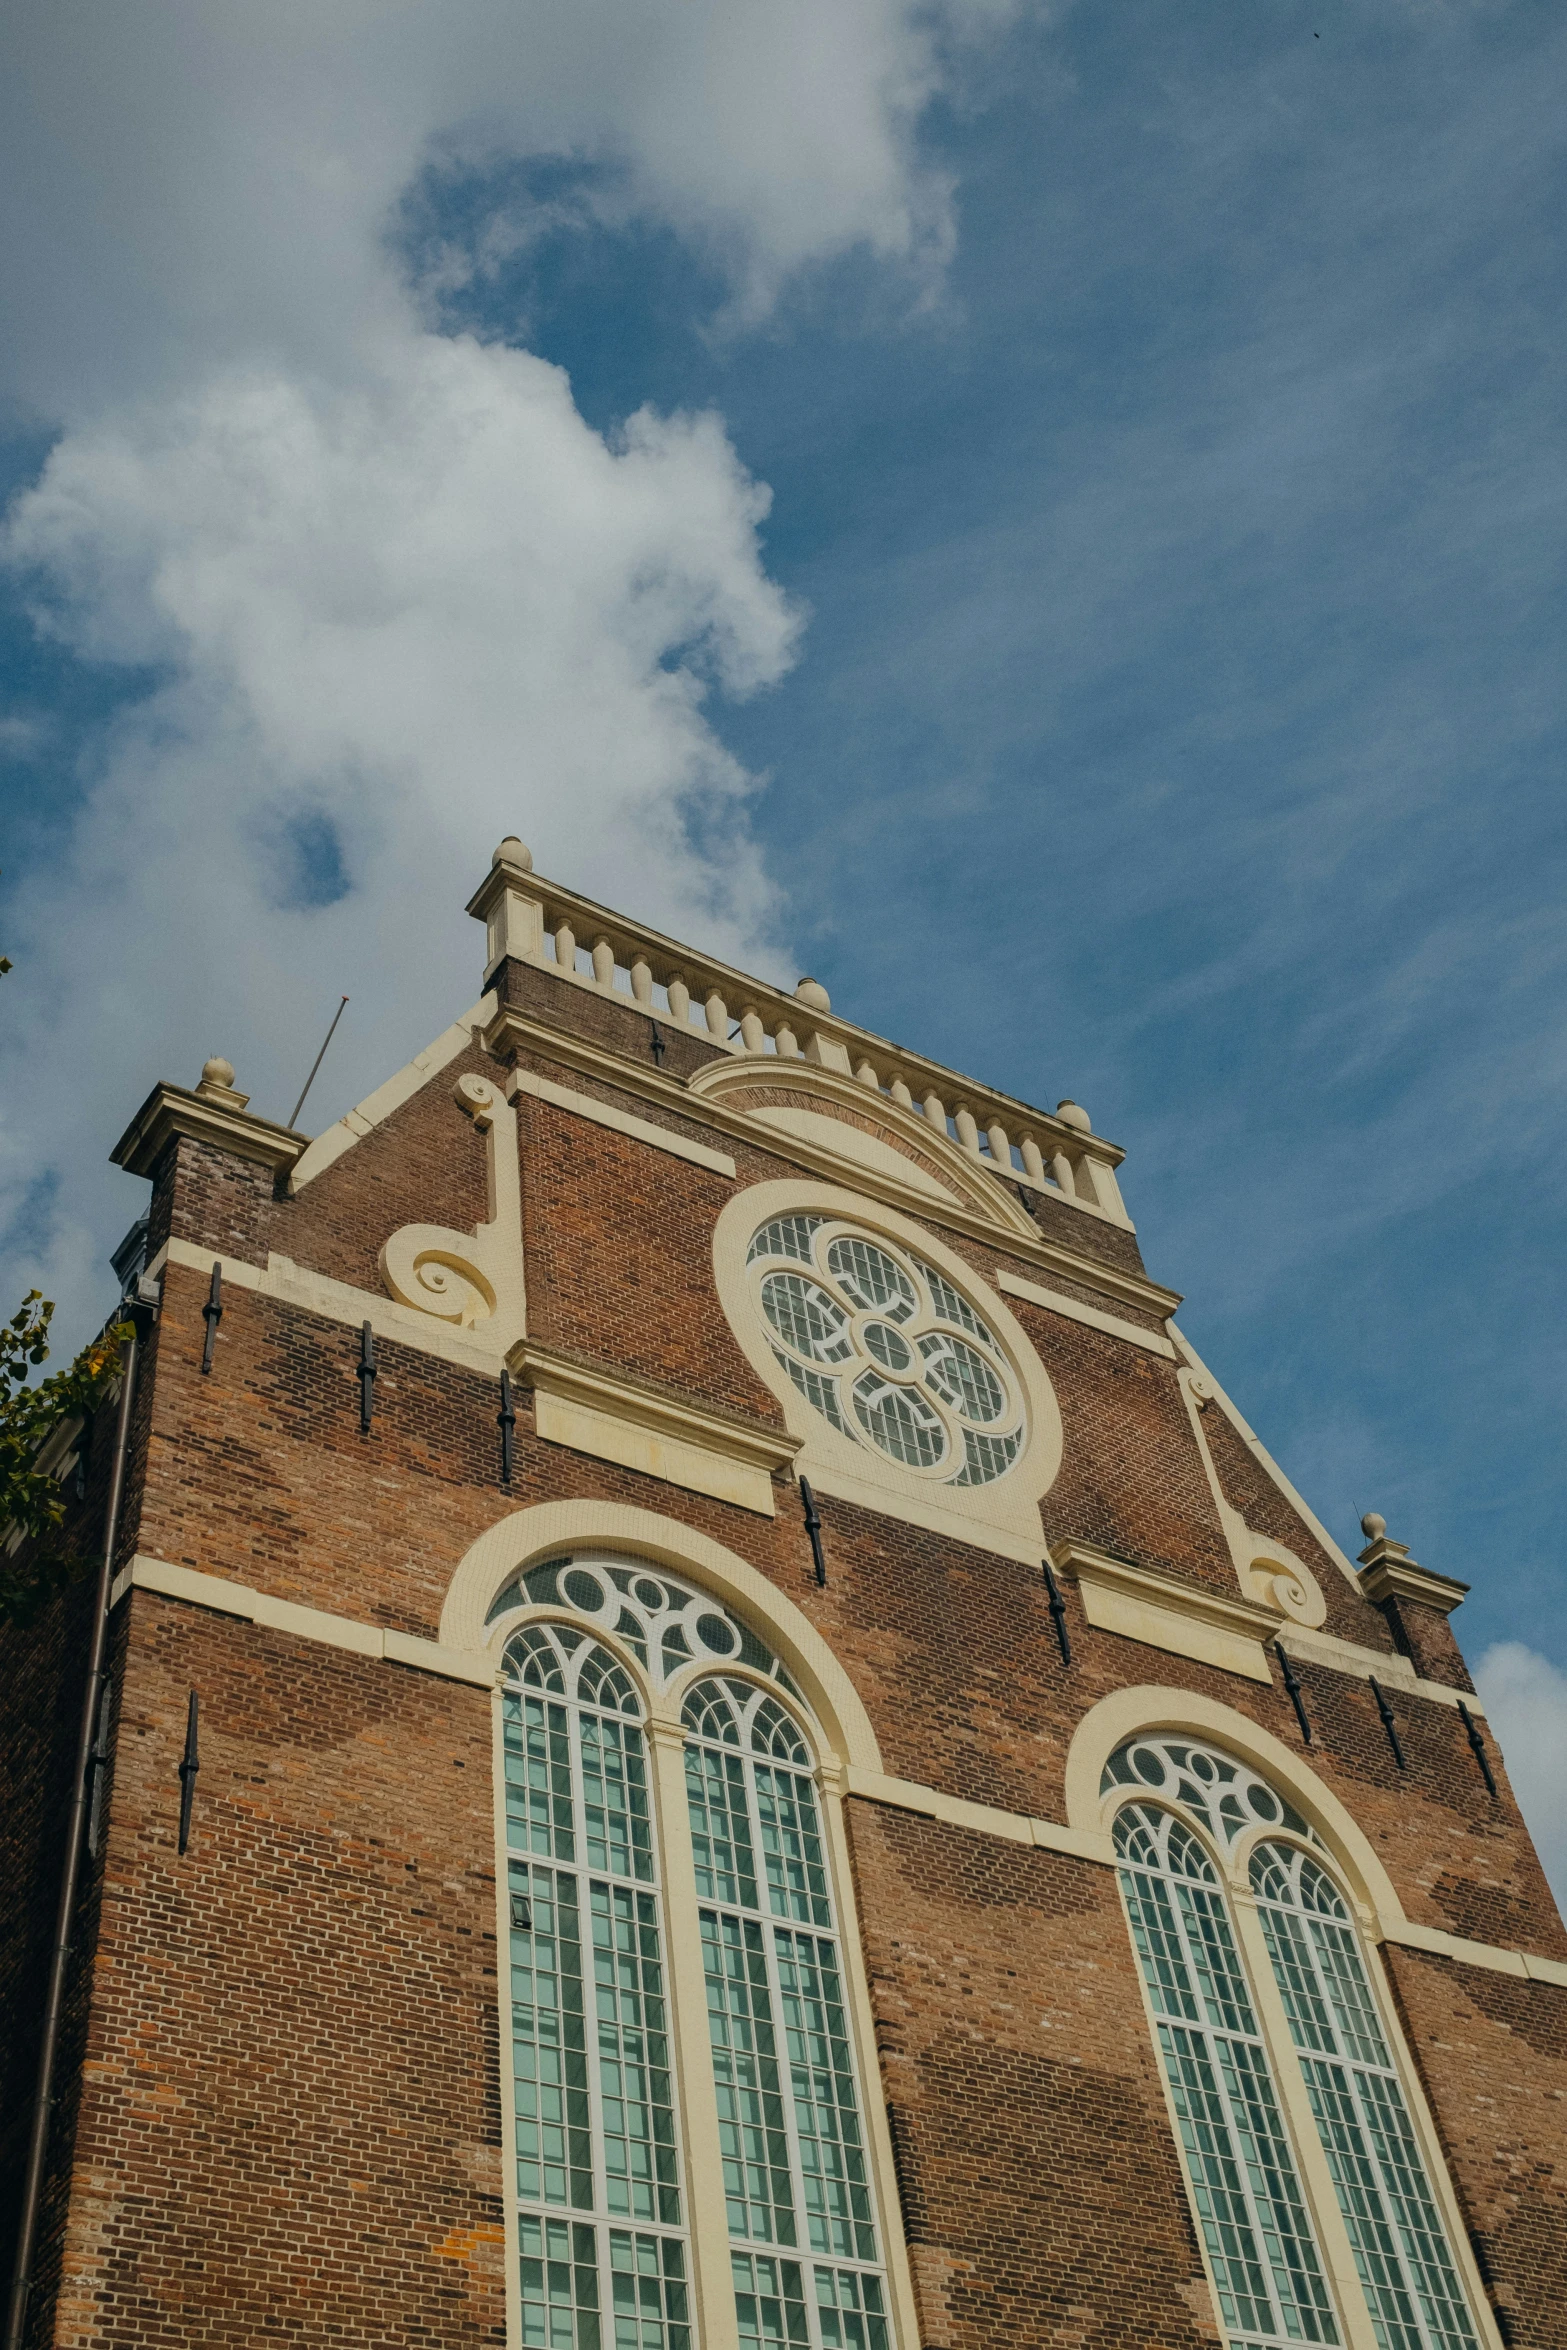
[713,1180,1063,1566]
[1091,1726,1501,2350]
[481,1542,918,2350]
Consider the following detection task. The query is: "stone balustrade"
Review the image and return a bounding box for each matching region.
[469,839,1132,1228]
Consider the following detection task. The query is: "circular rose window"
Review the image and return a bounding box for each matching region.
[746,1214,1026,1487]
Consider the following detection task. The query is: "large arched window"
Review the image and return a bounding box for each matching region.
[1250,1845,1478,2350]
[496,1558,893,2350]
[1104,1735,1484,2350]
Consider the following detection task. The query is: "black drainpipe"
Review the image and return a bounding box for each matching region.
[4,1296,150,2350]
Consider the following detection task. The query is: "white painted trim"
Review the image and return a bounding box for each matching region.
[288,995,497,1192]
[109,1559,1564,1992]
[153,1236,514,1373]
[1168,1326,1365,1598]
[109,1554,495,1682]
[995,1267,1176,1357]
[508,1066,736,1177]
[1051,1538,1282,1684]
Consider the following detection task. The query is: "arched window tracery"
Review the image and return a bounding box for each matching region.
[1105,1734,1484,2350]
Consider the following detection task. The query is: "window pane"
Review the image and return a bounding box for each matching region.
[506,1693,576,1861]
[733,2252,812,2349]
[510,1865,592,2211]
[686,1740,758,1911]
[703,1911,797,2246]
[756,1765,831,1926]
[775,1930,878,2264]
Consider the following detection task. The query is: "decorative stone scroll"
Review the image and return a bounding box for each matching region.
[379,1073,526,1348]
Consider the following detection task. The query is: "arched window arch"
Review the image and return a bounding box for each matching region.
[1104,1733,1484,2350]
[496,1561,895,2350]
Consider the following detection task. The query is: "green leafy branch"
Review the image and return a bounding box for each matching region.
[0,1292,131,1628]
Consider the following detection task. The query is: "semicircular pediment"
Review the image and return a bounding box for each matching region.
[688,1058,1036,1237]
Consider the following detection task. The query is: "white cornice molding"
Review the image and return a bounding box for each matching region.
[1168,1325,1366,1599]
[996,1267,1176,1357]
[112,1082,306,1181]
[1357,1547,1469,1617]
[104,1552,1567,1993]
[1052,1537,1283,1685]
[687,1056,1038,1236]
[489,1006,1181,1321]
[510,1340,800,1518]
[508,1064,736,1177]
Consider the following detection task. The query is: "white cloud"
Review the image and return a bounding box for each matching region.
[1,334,799,1333]
[0,0,1021,1342]
[1474,1643,1567,1909]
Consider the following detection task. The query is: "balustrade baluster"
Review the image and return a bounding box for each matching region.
[704,988,729,1039]
[922,1090,946,1132]
[667,976,691,1024]
[889,1078,913,1110]
[855,1058,880,1090]
[630,956,654,1007]
[774,1023,800,1059]
[591,937,615,989]
[987,1120,1010,1166]
[1051,1151,1076,1198]
[1020,1137,1046,1185]
[740,1008,766,1053]
[954,1107,981,1158]
[552,919,576,974]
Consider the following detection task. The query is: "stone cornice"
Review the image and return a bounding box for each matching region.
[112,1082,306,1181]
[1358,1552,1469,1616]
[102,1553,1567,1993]
[509,1339,800,1516]
[511,1341,799,1474]
[488,1006,1182,1322]
[1052,1537,1283,1684]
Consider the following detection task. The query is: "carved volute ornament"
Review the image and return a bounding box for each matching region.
[379,1072,527,1349]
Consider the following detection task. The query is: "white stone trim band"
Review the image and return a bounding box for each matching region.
[110,1556,1564,1990]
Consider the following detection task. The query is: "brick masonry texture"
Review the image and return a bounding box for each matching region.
[5,952,1565,2348]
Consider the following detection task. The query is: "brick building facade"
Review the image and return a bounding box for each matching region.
[4,835,1564,2350]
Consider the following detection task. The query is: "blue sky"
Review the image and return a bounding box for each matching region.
[2,0,1563,1878]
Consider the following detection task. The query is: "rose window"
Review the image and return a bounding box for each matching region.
[747,1214,1026,1486]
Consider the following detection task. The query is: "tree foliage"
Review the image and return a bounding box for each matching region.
[1,1292,131,1628]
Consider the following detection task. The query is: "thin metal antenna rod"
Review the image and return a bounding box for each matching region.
[288,995,349,1129]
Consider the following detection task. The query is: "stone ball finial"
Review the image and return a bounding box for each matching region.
[1361,1512,1387,1542]
[201,1056,236,1091]
[1055,1099,1092,1133]
[492,836,533,871]
[795,976,831,1013]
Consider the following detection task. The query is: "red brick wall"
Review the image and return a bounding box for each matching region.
[8,963,1563,2347]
